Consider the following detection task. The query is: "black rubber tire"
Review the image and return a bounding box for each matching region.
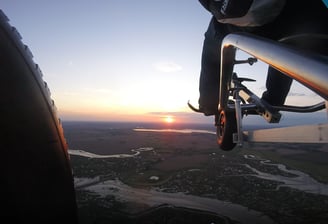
[216,109,237,151]
[0,10,78,223]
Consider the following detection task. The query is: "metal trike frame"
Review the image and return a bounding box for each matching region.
[216,33,328,150]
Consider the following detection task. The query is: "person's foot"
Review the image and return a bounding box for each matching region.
[187,101,218,116]
[199,105,219,116]
[261,90,287,108]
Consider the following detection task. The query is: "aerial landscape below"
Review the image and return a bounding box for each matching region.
[63,121,328,224]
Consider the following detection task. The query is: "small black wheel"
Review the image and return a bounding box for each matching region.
[216,109,237,151]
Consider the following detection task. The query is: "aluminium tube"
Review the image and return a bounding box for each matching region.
[219,33,328,111]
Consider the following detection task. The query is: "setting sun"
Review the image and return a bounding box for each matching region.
[163,116,174,123]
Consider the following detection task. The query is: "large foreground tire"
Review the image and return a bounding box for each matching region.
[0,10,78,223]
[216,109,237,151]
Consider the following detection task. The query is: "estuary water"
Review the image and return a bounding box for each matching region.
[243,155,328,196]
[68,147,154,158]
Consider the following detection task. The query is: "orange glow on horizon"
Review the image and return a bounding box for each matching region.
[163,115,175,123]
[58,108,181,124]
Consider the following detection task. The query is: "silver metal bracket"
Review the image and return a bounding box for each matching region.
[234,57,257,65]
[234,96,243,147]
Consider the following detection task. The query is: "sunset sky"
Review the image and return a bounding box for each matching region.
[1,1,326,125]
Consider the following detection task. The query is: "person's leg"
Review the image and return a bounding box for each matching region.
[258,1,328,107]
[261,34,328,107]
[198,17,227,115]
[261,68,293,106]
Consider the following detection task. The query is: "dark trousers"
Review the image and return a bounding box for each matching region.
[198,18,225,114]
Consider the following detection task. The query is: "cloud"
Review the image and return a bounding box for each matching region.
[153,61,182,73]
